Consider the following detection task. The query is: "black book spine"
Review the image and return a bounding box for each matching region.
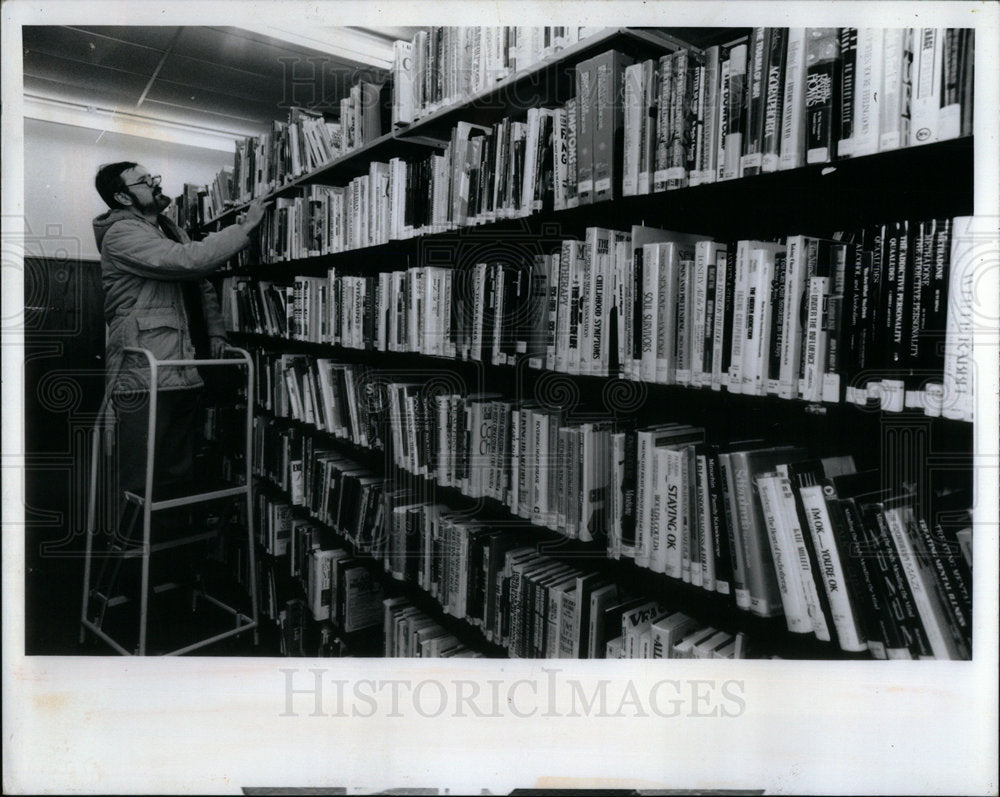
[827,492,889,658]
[959,29,975,137]
[839,28,858,152]
[869,224,890,381]
[706,452,733,595]
[913,516,971,658]
[767,251,787,387]
[843,232,866,392]
[631,246,644,364]
[865,504,934,658]
[805,28,841,163]
[891,220,913,373]
[720,245,738,376]
[703,256,718,376]
[620,430,638,551]
[742,27,769,176]
[925,219,953,384]
[761,27,787,169]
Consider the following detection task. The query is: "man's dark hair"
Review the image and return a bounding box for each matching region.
[95,161,138,209]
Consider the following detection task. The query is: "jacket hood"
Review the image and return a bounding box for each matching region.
[93,208,146,252]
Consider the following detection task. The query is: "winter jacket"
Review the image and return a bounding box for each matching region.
[93,209,250,393]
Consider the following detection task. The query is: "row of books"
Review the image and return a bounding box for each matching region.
[223,214,976,420]
[383,600,484,658]
[211,28,973,232]
[252,356,973,659]
[223,99,389,213]
[160,182,213,233]
[616,28,974,196]
[250,352,389,452]
[228,109,565,262]
[255,486,385,633]
[391,26,602,127]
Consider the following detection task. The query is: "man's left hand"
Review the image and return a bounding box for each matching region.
[210,336,229,358]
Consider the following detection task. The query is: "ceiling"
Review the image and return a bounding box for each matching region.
[22,25,420,144]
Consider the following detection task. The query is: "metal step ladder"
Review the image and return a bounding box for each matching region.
[80,346,259,655]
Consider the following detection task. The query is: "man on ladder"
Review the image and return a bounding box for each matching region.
[85,162,268,653]
[92,163,266,504]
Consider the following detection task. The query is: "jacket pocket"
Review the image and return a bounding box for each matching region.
[135,312,184,361]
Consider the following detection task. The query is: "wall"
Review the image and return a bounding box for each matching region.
[23,117,234,260]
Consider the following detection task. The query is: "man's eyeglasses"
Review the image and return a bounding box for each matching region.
[124,175,162,189]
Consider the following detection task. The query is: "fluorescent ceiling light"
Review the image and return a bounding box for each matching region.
[237,23,394,69]
[24,94,243,152]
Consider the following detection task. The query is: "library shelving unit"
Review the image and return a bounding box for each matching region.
[201,26,975,660]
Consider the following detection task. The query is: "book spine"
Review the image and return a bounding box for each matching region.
[852,29,884,156]
[805,28,841,164]
[675,258,692,385]
[706,454,733,595]
[723,42,747,180]
[837,28,858,157]
[719,454,750,609]
[741,28,768,177]
[802,275,830,401]
[941,216,975,422]
[728,241,750,393]
[910,28,943,145]
[593,50,632,202]
[701,46,720,183]
[883,506,962,659]
[635,431,653,569]
[780,28,808,170]
[623,62,642,197]
[761,28,787,173]
[798,485,868,651]
[653,53,674,192]
[758,476,812,633]
[575,58,596,204]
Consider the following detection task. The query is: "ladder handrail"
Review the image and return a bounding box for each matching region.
[82,344,258,654]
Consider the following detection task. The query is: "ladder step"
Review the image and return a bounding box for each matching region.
[124,486,248,510]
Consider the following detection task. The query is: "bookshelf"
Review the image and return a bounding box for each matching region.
[196,26,975,661]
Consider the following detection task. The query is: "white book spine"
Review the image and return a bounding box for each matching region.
[778,236,805,398]
[508,408,521,513]
[852,28,884,157]
[727,240,751,393]
[879,29,905,152]
[941,216,976,422]
[802,276,829,402]
[640,243,660,382]
[777,476,831,641]
[757,475,812,634]
[675,259,693,386]
[910,29,943,145]
[655,244,680,384]
[635,432,653,569]
[779,29,808,170]
[555,242,572,372]
[623,62,642,197]
[697,455,715,590]
[710,248,729,390]
[691,243,710,387]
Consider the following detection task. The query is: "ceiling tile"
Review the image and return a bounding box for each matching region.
[24,52,149,104]
[68,25,183,51]
[23,26,164,75]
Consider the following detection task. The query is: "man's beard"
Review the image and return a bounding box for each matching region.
[130,189,171,214]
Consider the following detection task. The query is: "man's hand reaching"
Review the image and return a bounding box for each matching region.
[239,198,271,230]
